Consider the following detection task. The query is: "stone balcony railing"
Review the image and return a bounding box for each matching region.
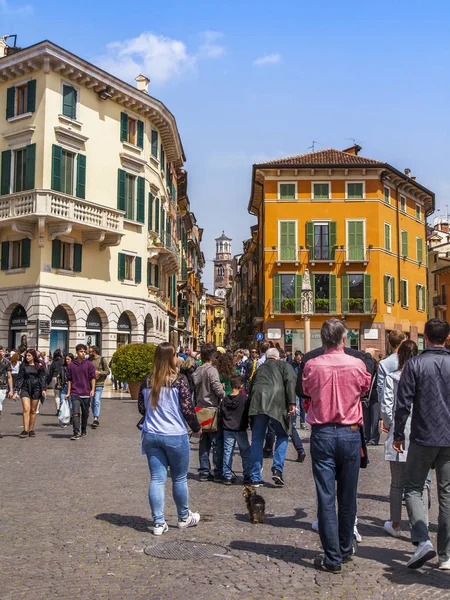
[0,189,124,249]
[147,230,180,275]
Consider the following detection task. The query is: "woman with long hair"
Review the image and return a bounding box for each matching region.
[138,342,201,536]
[57,353,74,426]
[16,349,46,438]
[179,356,198,397]
[9,350,21,396]
[216,352,235,395]
[381,340,429,537]
[47,349,65,415]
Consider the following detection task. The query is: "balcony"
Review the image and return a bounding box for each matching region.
[269,298,377,316]
[0,189,124,249]
[433,295,447,308]
[148,231,180,275]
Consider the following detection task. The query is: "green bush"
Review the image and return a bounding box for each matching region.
[110,343,156,383]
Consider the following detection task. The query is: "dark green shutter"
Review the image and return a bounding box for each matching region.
[329,221,337,259]
[342,274,349,312]
[160,145,165,171]
[118,252,125,280]
[147,262,152,286]
[295,274,303,313]
[51,145,62,192]
[155,197,160,232]
[401,280,408,307]
[280,222,288,259]
[384,275,389,304]
[27,80,36,113]
[401,231,408,257]
[6,87,15,119]
[151,130,158,157]
[120,112,128,142]
[392,278,396,304]
[171,274,176,307]
[416,284,420,310]
[306,221,314,258]
[136,177,145,223]
[329,274,337,313]
[1,150,11,195]
[51,239,61,269]
[76,154,86,199]
[166,217,170,242]
[21,238,31,268]
[137,120,144,149]
[417,237,423,263]
[1,241,9,270]
[154,264,159,288]
[62,85,76,119]
[73,243,82,272]
[148,193,153,230]
[25,144,36,190]
[135,256,142,283]
[273,274,281,312]
[117,169,126,211]
[364,274,372,313]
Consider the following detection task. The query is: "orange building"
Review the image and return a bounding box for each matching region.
[248,146,434,354]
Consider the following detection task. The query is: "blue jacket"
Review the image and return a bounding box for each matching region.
[395,347,450,447]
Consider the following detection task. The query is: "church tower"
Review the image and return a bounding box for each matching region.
[213,232,232,298]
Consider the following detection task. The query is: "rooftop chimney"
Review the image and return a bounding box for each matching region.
[343,144,362,156]
[135,74,150,94]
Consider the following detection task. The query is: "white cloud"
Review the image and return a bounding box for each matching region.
[95,31,225,87]
[0,0,33,17]
[253,53,281,66]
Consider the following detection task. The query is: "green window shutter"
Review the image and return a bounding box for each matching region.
[147,262,152,286]
[166,217,170,241]
[148,193,153,231]
[401,231,408,257]
[171,274,176,306]
[417,237,423,263]
[161,207,165,244]
[51,239,61,269]
[25,144,36,190]
[76,154,86,199]
[160,145,165,171]
[341,274,349,312]
[1,241,9,270]
[120,112,128,142]
[384,275,389,304]
[329,221,337,259]
[155,197,160,232]
[348,221,356,258]
[329,274,337,312]
[280,222,288,260]
[384,224,390,251]
[416,284,420,310]
[137,120,144,149]
[295,274,303,313]
[136,176,145,223]
[51,145,62,192]
[154,264,159,288]
[355,222,364,259]
[117,169,126,211]
[6,87,15,119]
[21,238,31,268]
[314,183,329,199]
[151,130,158,158]
[364,274,372,313]
[273,274,281,313]
[401,280,408,307]
[73,243,82,272]
[280,183,295,199]
[349,221,364,260]
[135,256,142,283]
[306,221,314,258]
[392,277,396,304]
[62,85,76,119]
[27,80,36,113]
[118,252,125,280]
[1,150,11,195]
[287,222,296,260]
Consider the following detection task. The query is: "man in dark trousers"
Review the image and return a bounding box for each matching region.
[67,344,96,440]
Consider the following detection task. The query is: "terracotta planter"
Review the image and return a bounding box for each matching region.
[128,381,141,400]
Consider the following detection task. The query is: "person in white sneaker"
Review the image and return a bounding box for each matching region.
[138,342,201,536]
[381,341,429,540]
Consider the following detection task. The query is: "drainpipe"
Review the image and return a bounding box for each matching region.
[395,181,403,303]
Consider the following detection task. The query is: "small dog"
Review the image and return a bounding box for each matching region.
[243,486,265,524]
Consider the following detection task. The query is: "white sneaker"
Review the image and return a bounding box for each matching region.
[384,521,402,538]
[407,540,436,569]
[312,520,319,532]
[152,522,169,536]
[353,524,362,543]
[177,510,200,529]
[439,558,450,570]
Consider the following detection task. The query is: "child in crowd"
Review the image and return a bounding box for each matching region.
[221,374,251,485]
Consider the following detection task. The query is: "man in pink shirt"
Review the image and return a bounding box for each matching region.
[303,318,371,573]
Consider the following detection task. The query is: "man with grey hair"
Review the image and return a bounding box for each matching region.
[248,346,296,486]
[302,318,372,573]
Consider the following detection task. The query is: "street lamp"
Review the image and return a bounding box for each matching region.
[301,268,313,353]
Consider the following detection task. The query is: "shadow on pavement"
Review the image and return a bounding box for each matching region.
[234,507,310,529]
[96,512,151,532]
[228,540,317,568]
[358,493,389,503]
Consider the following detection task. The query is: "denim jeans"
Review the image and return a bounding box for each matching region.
[71,395,90,435]
[264,415,304,453]
[250,414,288,481]
[199,426,224,478]
[311,424,361,567]
[142,432,190,524]
[405,442,450,561]
[223,430,251,479]
[59,384,72,409]
[91,386,104,419]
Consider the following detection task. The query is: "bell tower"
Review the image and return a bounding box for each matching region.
[213,232,232,298]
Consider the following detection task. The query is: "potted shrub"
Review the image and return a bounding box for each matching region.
[110,343,157,400]
[281,297,295,313]
[349,298,363,313]
[315,298,329,313]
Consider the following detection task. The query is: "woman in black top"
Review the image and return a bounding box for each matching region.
[47,349,65,415]
[16,349,46,438]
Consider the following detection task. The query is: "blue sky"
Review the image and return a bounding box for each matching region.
[3,0,450,289]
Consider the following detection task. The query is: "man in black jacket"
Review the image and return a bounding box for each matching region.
[394,318,450,571]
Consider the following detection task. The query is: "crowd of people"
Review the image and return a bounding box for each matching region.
[138,318,450,575]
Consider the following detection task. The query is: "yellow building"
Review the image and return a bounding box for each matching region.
[0,39,193,356]
[428,218,450,322]
[248,146,434,354]
[205,294,225,346]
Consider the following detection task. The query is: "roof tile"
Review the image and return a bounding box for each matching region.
[256,148,384,167]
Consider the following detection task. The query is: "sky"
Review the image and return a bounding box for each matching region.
[3,0,450,290]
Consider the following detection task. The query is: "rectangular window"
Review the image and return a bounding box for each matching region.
[347,220,365,261]
[401,230,408,257]
[151,129,158,158]
[442,284,447,305]
[314,274,330,313]
[314,223,330,260]
[125,174,136,220]
[342,273,370,314]
[13,149,27,192]
[279,221,296,260]
[279,183,296,199]
[384,223,391,252]
[16,84,28,116]
[416,204,421,220]
[384,186,390,204]
[347,182,364,199]
[127,117,137,145]
[400,195,406,212]
[125,255,134,281]
[61,150,74,195]
[416,237,423,263]
[384,274,395,305]
[61,242,72,270]
[417,284,425,311]
[401,279,409,308]
[10,240,22,269]
[313,182,330,199]
[62,84,77,120]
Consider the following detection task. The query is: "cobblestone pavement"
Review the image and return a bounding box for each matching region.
[1,390,449,600]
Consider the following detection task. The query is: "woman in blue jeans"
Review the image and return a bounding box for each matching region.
[138,342,202,536]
